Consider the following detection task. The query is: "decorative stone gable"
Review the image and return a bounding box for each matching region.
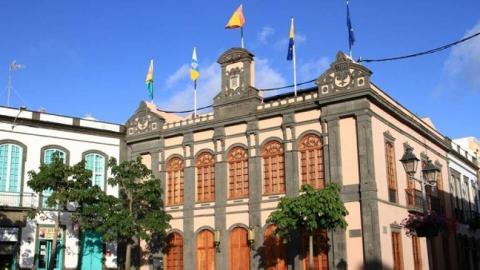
[126,101,165,137]
[213,48,261,119]
[316,51,372,96]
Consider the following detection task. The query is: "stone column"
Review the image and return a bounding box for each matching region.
[182,133,195,270]
[247,120,262,270]
[213,127,228,270]
[356,112,382,270]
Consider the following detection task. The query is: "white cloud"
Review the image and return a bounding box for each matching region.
[257,26,275,44]
[298,57,330,81]
[158,62,220,113]
[444,22,480,92]
[255,58,287,92]
[166,64,189,88]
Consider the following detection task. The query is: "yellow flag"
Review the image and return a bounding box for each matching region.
[225,5,245,29]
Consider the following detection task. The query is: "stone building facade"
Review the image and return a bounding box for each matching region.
[124,48,472,270]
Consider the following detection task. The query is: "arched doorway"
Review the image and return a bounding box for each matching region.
[263,225,287,270]
[301,230,329,270]
[196,230,215,270]
[229,227,250,270]
[165,232,183,270]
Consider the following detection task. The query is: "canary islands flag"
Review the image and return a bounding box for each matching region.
[225,5,245,29]
[145,60,154,100]
[287,18,295,61]
[190,47,200,81]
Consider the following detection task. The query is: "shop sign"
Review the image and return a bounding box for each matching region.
[38,227,62,240]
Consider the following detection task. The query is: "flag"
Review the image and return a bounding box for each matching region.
[225,5,245,29]
[145,60,154,100]
[347,0,355,52]
[287,18,295,61]
[190,47,200,81]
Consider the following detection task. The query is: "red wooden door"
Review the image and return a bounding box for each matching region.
[197,230,215,270]
[165,233,183,270]
[264,225,287,270]
[301,230,329,270]
[229,227,250,270]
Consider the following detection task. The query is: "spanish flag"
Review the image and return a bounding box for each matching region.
[225,5,245,29]
[145,60,154,100]
[190,47,200,81]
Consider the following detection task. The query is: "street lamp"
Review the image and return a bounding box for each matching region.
[399,148,440,270]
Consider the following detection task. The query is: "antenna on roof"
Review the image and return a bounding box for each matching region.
[6,60,25,107]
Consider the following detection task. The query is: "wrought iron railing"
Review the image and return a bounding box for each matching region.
[0,192,37,208]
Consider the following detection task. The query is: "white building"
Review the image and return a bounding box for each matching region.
[0,106,123,270]
[447,138,480,270]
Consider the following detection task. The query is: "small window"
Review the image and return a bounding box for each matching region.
[85,153,106,190]
[0,143,23,192]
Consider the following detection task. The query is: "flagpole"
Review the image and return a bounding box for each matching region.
[347,0,353,59]
[194,80,197,118]
[292,18,298,96]
[240,27,244,48]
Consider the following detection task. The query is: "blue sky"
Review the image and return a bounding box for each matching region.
[0,0,479,138]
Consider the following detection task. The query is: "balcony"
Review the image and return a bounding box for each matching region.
[0,192,37,209]
[406,189,424,213]
[428,196,445,214]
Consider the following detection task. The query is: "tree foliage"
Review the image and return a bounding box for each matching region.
[267,183,348,242]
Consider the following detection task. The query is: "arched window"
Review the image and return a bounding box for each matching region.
[262,141,285,195]
[165,232,183,270]
[301,230,329,270]
[229,227,250,270]
[385,141,398,203]
[264,225,287,270]
[0,143,23,192]
[85,153,106,190]
[167,157,184,206]
[299,134,325,189]
[196,230,215,270]
[228,147,248,199]
[42,147,67,208]
[196,152,215,202]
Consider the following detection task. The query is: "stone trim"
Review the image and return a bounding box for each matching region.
[390,223,402,233]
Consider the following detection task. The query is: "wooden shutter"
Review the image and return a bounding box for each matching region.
[166,233,183,270]
[385,142,398,203]
[167,157,184,206]
[196,152,215,202]
[412,236,422,270]
[299,134,325,189]
[228,147,249,199]
[391,232,403,270]
[262,141,285,195]
[196,230,215,270]
[229,227,250,270]
[264,225,287,270]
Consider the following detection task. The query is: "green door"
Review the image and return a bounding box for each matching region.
[80,231,103,270]
[37,240,63,270]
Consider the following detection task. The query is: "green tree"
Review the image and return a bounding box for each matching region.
[267,184,348,270]
[86,157,171,270]
[27,153,97,270]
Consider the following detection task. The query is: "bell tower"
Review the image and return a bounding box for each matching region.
[213,48,261,119]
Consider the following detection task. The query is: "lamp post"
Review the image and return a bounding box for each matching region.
[400,147,440,270]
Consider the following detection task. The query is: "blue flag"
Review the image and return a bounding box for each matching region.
[287,18,295,61]
[347,0,355,52]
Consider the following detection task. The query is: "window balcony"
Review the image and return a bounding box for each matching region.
[0,192,37,209]
[405,189,424,213]
[428,195,445,214]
